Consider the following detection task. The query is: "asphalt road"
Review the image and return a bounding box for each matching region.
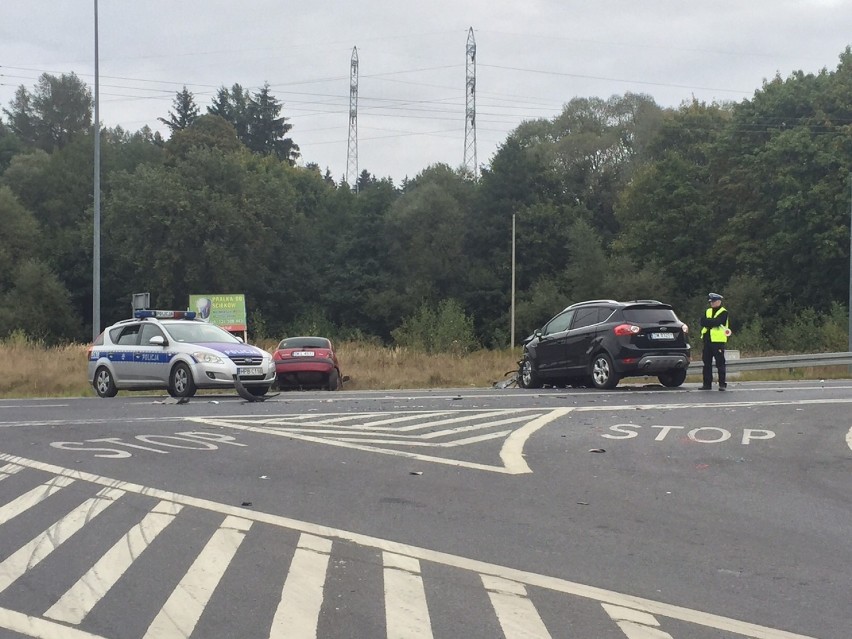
[0,380,849,639]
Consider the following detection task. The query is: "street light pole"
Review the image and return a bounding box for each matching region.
[511,212,516,348]
[845,175,852,375]
[92,0,101,339]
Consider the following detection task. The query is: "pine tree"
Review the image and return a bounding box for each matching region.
[158,87,200,133]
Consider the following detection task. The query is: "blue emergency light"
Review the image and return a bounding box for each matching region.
[134,310,197,320]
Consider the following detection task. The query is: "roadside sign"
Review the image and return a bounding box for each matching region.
[188,294,247,332]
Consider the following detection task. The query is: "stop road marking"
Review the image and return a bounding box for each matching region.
[601,424,776,445]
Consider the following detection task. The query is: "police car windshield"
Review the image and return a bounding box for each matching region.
[162,322,242,344]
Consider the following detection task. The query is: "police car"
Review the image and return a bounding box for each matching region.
[87,310,276,398]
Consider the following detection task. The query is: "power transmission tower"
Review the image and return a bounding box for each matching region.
[346,46,359,191]
[464,27,478,180]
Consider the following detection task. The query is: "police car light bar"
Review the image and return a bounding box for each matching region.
[134,310,197,320]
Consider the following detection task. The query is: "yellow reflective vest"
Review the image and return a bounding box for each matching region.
[701,306,729,343]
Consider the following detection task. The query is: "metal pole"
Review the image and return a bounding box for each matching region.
[848,174,852,356]
[511,212,516,349]
[92,0,101,339]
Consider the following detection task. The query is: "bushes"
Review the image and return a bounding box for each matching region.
[392,299,479,355]
[733,302,848,354]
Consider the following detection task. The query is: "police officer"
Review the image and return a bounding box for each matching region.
[700,292,730,390]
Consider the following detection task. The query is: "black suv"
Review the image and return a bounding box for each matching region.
[519,299,691,390]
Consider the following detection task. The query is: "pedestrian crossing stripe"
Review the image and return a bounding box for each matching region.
[0,451,819,639]
[187,408,574,474]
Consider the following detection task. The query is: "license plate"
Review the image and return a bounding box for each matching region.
[238,367,263,376]
[292,351,315,357]
[650,332,675,340]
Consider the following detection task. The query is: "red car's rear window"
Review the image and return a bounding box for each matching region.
[278,337,332,350]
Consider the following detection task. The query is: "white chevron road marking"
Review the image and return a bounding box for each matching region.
[189,408,572,474]
[0,453,820,639]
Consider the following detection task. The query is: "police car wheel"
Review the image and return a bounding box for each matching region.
[94,367,118,398]
[169,363,197,398]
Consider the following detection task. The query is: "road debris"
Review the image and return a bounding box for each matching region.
[493,370,519,389]
[233,375,280,403]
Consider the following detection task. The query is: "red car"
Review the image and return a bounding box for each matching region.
[272,336,345,390]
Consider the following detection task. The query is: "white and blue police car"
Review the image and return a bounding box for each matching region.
[87,310,276,398]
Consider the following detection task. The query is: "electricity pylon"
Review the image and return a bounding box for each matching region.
[346,46,359,191]
[464,27,478,180]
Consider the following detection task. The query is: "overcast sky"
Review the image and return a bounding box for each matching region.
[1,1,850,183]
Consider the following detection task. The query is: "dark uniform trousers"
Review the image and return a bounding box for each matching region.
[702,340,726,387]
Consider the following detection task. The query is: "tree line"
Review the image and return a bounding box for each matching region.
[1,49,852,352]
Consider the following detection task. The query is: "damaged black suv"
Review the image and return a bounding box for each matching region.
[519,299,691,390]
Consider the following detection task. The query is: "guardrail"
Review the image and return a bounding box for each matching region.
[687,351,852,372]
[493,351,852,388]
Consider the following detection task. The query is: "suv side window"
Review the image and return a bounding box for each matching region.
[598,307,615,323]
[622,308,679,323]
[115,324,141,346]
[571,307,601,330]
[543,310,574,335]
[139,323,165,345]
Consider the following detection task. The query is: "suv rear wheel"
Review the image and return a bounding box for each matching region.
[518,355,542,389]
[658,369,687,387]
[590,352,619,389]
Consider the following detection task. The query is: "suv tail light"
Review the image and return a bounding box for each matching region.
[613,324,641,336]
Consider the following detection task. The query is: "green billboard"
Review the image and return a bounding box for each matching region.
[188,294,247,332]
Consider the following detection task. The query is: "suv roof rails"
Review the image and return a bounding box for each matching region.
[567,299,619,307]
[624,299,665,304]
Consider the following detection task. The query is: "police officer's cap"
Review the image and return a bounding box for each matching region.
[708,292,724,302]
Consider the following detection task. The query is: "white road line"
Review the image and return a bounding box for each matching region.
[501,408,572,474]
[0,462,23,482]
[237,412,537,438]
[142,515,252,639]
[383,552,433,639]
[0,453,821,639]
[270,533,332,638]
[571,396,852,412]
[332,430,511,447]
[0,476,75,526]
[482,575,552,639]
[44,500,183,625]
[189,418,520,473]
[0,605,109,639]
[0,487,124,593]
[0,404,70,409]
[415,414,537,439]
[259,409,536,433]
[391,410,531,433]
[359,412,455,427]
[603,603,674,638]
[262,413,386,425]
[191,408,567,474]
[846,425,852,451]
